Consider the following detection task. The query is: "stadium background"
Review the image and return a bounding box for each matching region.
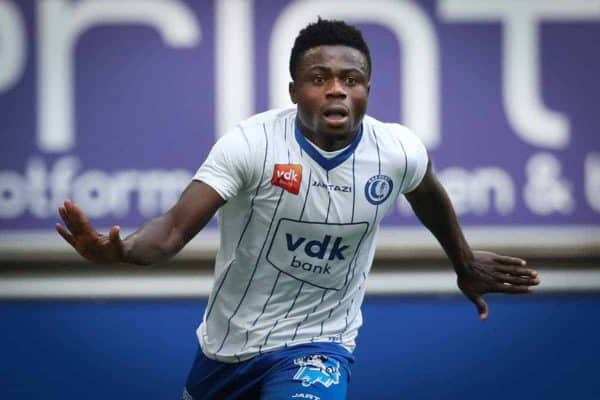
[1,0,599,399]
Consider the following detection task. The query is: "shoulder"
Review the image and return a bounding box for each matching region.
[236,107,296,141]
[363,115,425,154]
[363,115,429,192]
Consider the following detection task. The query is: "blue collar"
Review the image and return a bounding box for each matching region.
[294,124,363,171]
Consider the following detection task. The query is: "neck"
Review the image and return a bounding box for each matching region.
[295,117,359,152]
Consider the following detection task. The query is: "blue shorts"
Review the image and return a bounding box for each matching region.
[182,343,354,400]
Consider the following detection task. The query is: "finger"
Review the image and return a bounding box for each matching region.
[494,265,538,277]
[60,201,81,233]
[465,291,489,320]
[109,226,126,260]
[58,205,80,236]
[495,273,541,286]
[58,206,72,228]
[55,223,76,247]
[63,200,94,235]
[491,284,532,294]
[494,255,527,266]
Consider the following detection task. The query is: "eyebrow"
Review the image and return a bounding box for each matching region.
[306,65,367,75]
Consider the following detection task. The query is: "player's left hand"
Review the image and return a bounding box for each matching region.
[456,250,540,320]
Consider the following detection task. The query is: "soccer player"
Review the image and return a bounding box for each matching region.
[56,19,540,400]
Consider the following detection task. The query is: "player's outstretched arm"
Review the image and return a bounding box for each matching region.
[56,181,225,265]
[404,161,540,320]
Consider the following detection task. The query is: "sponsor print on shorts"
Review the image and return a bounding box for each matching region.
[266,219,369,290]
[293,354,341,388]
[292,393,321,400]
[364,174,393,205]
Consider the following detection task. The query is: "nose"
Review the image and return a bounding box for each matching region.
[325,78,346,98]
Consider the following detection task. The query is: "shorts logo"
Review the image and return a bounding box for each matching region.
[293,355,341,388]
[364,174,393,205]
[272,164,302,194]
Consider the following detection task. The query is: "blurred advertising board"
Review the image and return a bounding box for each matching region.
[1,0,599,257]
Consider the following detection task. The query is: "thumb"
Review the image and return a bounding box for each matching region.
[458,279,490,320]
[472,295,489,320]
[109,225,122,247]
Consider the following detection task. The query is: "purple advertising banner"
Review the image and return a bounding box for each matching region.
[1,0,599,253]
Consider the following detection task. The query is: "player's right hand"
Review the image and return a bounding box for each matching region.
[55,200,125,264]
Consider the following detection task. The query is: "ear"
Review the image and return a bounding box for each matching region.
[289,81,297,104]
[366,81,371,96]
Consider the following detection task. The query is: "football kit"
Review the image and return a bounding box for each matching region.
[185,107,428,398]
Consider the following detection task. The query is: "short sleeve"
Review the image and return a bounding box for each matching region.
[396,126,429,193]
[193,127,254,201]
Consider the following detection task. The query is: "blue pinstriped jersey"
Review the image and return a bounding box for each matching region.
[193,108,428,362]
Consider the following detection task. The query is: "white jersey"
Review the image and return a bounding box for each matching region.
[193,108,428,362]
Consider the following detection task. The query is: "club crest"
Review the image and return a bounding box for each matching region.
[364,174,393,205]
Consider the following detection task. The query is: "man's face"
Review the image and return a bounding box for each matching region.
[290,45,370,139]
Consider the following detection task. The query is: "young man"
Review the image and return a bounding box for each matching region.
[56,19,540,400]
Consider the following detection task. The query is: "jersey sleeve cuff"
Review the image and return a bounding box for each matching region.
[192,173,234,201]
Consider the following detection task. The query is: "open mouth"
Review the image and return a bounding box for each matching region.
[322,106,349,126]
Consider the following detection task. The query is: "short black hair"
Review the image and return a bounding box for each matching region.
[289,18,371,80]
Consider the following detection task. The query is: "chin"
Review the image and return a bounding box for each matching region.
[320,119,354,133]
[319,125,350,136]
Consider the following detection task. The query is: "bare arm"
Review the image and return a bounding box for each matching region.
[405,161,540,319]
[56,180,225,265]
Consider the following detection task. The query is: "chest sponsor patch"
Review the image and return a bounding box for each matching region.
[266,218,369,290]
[271,164,302,194]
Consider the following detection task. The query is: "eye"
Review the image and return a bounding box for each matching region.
[312,76,325,85]
[345,76,357,86]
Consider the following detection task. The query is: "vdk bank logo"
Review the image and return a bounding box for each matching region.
[272,164,302,195]
[266,219,368,290]
[364,175,394,205]
[286,233,349,276]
